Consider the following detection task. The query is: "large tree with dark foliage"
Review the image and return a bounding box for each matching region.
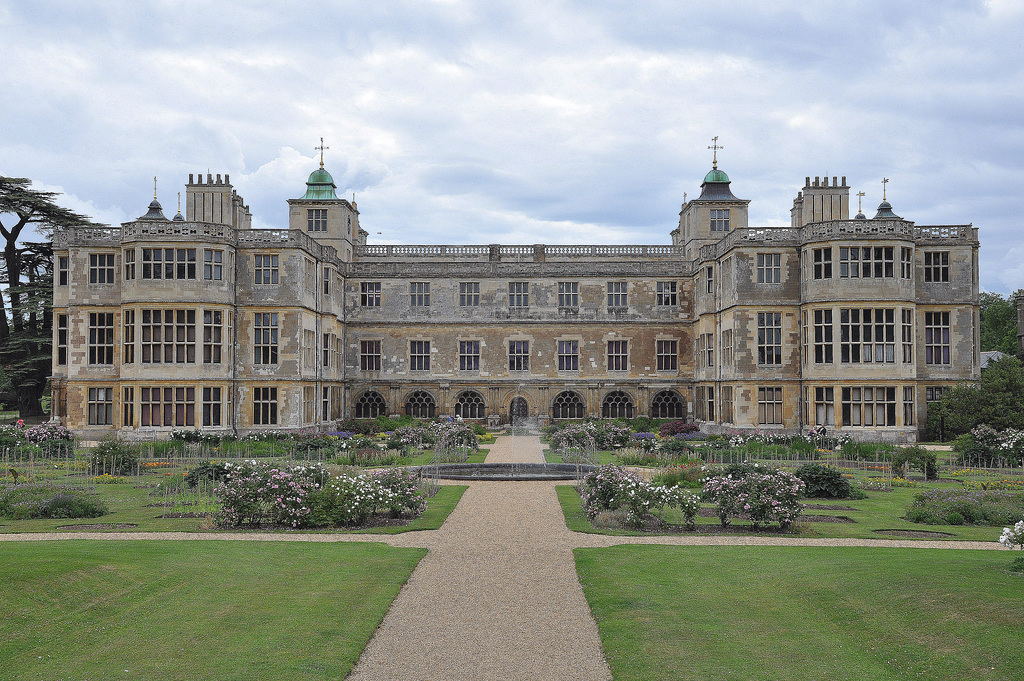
[1,177,99,416]
[979,291,1021,357]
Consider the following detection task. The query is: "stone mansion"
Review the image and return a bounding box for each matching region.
[51,157,980,442]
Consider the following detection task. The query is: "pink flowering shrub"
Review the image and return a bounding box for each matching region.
[579,464,699,529]
[702,463,805,530]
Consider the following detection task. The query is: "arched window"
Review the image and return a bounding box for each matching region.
[650,390,685,419]
[552,391,585,419]
[454,391,486,419]
[405,391,436,418]
[355,390,387,418]
[510,396,528,424]
[602,390,634,418]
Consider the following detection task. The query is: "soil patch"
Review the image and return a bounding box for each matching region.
[159,512,212,519]
[801,514,855,523]
[873,528,955,538]
[804,503,859,511]
[55,523,139,531]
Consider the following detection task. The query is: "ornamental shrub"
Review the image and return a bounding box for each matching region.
[215,460,325,528]
[702,464,805,530]
[578,464,699,529]
[185,460,230,488]
[434,422,478,452]
[658,420,700,437]
[551,424,597,453]
[659,435,696,457]
[23,423,75,456]
[0,482,107,520]
[89,436,139,476]
[891,445,938,480]
[794,463,852,499]
[630,432,658,452]
[908,489,1024,526]
[999,520,1024,550]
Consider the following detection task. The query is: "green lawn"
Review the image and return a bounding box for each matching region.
[556,485,1011,542]
[0,540,425,681]
[576,544,1024,681]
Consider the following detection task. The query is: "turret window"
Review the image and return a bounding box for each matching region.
[710,209,730,231]
[307,209,327,232]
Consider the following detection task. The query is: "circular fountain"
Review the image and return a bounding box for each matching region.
[409,462,596,481]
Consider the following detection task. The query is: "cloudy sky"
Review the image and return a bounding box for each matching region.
[2,0,1022,293]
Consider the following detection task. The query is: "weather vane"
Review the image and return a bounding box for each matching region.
[153,176,158,200]
[315,137,329,169]
[882,177,889,201]
[708,136,723,169]
[857,191,865,213]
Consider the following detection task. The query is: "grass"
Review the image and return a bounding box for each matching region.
[575,544,1024,681]
[0,540,425,681]
[352,484,467,533]
[555,485,1014,541]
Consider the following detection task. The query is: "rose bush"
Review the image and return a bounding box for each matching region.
[702,463,805,530]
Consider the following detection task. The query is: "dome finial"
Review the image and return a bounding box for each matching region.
[882,177,889,202]
[316,137,329,169]
[153,176,158,200]
[708,136,723,169]
[857,191,865,213]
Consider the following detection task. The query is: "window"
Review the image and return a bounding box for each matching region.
[410,340,431,371]
[925,311,950,364]
[607,340,628,371]
[839,246,894,278]
[304,258,316,293]
[88,312,114,365]
[651,390,684,418]
[405,391,436,418]
[812,387,835,426]
[721,386,734,424]
[705,266,714,294]
[89,253,115,284]
[141,309,196,363]
[410,282,430,307]
[697,333,713,368]
[656,281,677,306]
[253,386,278,425]
[552,391,584,419]
[323,267,331,296]
[924,251,949,283]
[254,312,278,365]
[303,386,316,424]
[656,339,678,371]
[901,247,913,279]
[839,308,895,363]
[204,249,223,280]
[722,330,733,367]
[925,386,947,402]
[903,386,915,426]
[203,387,222,426]
[508,282,529,308]
[607,281,627,309]
[87,387,113,425]
[813,309,834,363]
[360,340,381,371]
[602,391,634,418]
[141,248,196,280]
[58,256,69,285]
[123,249,135,280]
[757,312,782,365]
[122,386,134,428]
[138,386,194,427]
[812,248,832,279]
[361,282,381,307]
[459,281,479,307]
[122,309,135,364]
[758,387,783,425]
[697,385,715,421]
[757,253,781,283]
[509,340,530,371]
[901,309,914,363]
[322,333,334,368]
[459,340,481,371]
[254,254,279,284]
[710,208,730,231]
[842,386,897,426]
[302,329,316,369]
[455,391,486,419]
[56,314,68,365]
[355,391,387,418]
[557,340,579,371]
[307,208,327,232]
[203,310,222,364]
[558,281,579,308]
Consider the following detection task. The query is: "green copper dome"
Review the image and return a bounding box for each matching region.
[703,168,730,183]
[301,167,339,200]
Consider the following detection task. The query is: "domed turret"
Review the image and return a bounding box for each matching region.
[138,199,167,221]
[873,199,902,220]
[698,166,738,200]
[301,166,340,200]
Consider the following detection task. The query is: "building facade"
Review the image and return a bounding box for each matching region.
[51,160,980,442]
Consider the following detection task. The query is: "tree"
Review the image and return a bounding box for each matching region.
[0,177,99,417]
[979,291,1019,356]
[925,355,1024,440]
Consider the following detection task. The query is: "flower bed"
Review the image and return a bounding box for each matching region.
[906,488,1024,526]
[578,464,699,529]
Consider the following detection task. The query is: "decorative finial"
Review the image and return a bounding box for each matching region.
[857,191,865,213]
[153,176,158,200]
[882,177,889,201]
[316,137,329,169]
[177,192,181,212]
[708,136,723,169]
[683,192,687,204]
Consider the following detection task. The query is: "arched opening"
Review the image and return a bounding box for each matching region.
[650,390,685,419]
[354,390,387,419]
[454,390,486,419]
[602,390,634,418]
[404,390,436,418]
[510,396,529,424]
[552,391,585,419]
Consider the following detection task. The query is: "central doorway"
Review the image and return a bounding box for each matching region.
[509,396,528,425]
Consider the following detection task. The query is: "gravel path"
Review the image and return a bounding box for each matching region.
[0,435,1004,680]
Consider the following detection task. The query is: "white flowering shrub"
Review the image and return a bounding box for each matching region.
[702,463,805,530]
[1000,520,1024,551]
[579,464,699,529]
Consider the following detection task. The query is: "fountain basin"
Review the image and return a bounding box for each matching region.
[410,462,596,481]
